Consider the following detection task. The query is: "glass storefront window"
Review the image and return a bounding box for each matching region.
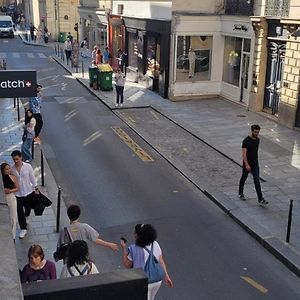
[128,32,138,68]
[176,36,212,82]
[146,36,160,79]
[223,36,242,86]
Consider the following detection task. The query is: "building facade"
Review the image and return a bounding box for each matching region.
[250,0,300,129]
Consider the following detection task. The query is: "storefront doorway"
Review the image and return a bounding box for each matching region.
[240,52,250,103]
[264,40,286,115]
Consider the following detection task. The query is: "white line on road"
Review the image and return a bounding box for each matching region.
[26,53,34,58]
[0,53,7,58]
[37,53,47,58]
[12,53,20,58]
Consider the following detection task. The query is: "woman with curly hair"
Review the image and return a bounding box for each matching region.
[121,224,173,300]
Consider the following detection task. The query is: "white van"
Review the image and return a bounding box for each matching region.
[0,15,14,38]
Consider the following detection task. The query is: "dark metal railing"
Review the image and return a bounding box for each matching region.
[225,0,254,16]
[265,0,290,17]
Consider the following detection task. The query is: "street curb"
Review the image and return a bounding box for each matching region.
[51,53,300,277]
[17,32,50,48]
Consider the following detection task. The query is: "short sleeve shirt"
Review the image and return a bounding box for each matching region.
[128,241,162,264]
[242,136,260,166]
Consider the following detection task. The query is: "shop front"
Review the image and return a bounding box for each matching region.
[123,17,171,98]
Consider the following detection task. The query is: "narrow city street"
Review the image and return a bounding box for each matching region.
[2,37,300,299]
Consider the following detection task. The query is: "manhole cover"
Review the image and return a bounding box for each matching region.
[236,114,246,117]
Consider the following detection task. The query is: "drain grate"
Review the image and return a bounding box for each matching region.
[236,114,246,118]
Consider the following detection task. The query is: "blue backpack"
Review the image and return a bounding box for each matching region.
[144,243,165,283]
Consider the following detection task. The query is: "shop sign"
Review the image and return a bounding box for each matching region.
[0,70,37,98]
[233,24,248,32]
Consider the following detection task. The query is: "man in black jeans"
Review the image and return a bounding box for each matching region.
[238,124,268,205]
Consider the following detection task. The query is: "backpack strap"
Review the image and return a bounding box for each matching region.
[143,243,153,254]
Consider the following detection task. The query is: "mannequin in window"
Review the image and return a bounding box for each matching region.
[188,48,196,79]
[228,50,239,84]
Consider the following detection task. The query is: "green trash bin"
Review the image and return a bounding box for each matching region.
[98,71,113,91]
[58,32,67,43]
[89,67,99,88]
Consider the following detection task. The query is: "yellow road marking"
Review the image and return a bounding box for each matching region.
[150,111,159,120]
[240,276,268,294]
[111,127,154,162]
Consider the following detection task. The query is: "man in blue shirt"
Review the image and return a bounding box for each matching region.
[29,84,43,143]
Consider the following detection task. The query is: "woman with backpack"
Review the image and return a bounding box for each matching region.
[120,224,173,300]
[21,109,36,163]
[60,240,99,278]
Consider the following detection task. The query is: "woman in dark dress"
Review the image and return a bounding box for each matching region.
[22,245,56,283]
[1,163,19,239]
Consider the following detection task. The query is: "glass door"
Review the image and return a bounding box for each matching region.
[240,52,250,103]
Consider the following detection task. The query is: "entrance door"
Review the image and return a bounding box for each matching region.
[240,52,250,103]
[264,41,286,115]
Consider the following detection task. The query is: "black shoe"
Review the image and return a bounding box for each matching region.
[239,194,246,201]
[259,198,269,206]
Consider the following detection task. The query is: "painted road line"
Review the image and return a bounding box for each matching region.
[12,52,20,58]
[150,111,159,120]
[0,53,7,58]
[26,53,34,58]
[240,276,268,294]
[111,127,154,162]
[37,53,47,58]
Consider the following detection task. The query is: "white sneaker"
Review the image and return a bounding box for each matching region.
[120,103,123,107]
[115,103,119,107]
[19,229,27,239]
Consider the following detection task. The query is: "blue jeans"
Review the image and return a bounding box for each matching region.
[239,163,263,201]
[21,138,33,161]
[116,85,124,104]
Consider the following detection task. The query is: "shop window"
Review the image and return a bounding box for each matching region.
[128,32,138,68]
[146,36,160,79]
[223,36,242,86]
[176,36,212,82]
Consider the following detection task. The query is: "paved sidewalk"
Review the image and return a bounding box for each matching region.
[0,98,66,277]
[51,51,300,276]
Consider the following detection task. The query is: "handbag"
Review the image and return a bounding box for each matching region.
[22,130,27,142]
[53,227,72,262]
[144,243,165,283]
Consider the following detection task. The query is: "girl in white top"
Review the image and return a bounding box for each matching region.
[60,240,99,278]
[121,224,173,300]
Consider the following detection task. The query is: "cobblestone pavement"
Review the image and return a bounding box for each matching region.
[49,50,300,275]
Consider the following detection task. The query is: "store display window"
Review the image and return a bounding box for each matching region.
[176,36,212,82]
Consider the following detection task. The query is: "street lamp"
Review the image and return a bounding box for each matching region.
[74,23,79,45]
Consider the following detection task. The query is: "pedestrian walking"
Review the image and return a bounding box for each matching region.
[64,38,73,62]
[11,150,39,239]
[60,240,99,278]
[95,49,103,65]
[29,84,43,143]
[121,224,173,300]
[117,49,127,73]
[29,23,36,41]
[57,205,118,255]
[103,47,111,64]
[238,124,268,205]
[1,163,19,240]
[21,245,56,283]
[43,26,49,43]
[21,109,36,163]
[114,68,126,107]
[91,45,98,65]
[67,32,73,43]
[80,37,89,58]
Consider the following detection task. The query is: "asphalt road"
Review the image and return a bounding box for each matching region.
[2,37,300,299]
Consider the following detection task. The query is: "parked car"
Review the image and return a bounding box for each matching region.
[0,15,14,38]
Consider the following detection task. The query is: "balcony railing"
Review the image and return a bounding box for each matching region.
[265,0,290,17]
[225,0,254,16]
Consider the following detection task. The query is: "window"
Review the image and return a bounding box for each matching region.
[146,36,160,79]
[128,32,138,68]
[265,0,290,17]
[223,37,242,86]
[176,36,212,82]
[117,4,124,15]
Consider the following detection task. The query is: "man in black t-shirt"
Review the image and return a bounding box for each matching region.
[238,124,268,205]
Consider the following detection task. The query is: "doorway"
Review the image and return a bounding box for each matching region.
[240,52,250,103]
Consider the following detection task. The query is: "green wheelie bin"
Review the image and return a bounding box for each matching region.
[89,67,99,89]
[98,71,113,91]
[58,32,67,43]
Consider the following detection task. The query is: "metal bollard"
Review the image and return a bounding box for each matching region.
[41,149,44,186]
[17,97,20,121]
[3,59,6,70]
[13,97,16,108]
[56,187,62,233]
[31,139,34,160]
[82,60,84,77]
[286,199,294,243]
